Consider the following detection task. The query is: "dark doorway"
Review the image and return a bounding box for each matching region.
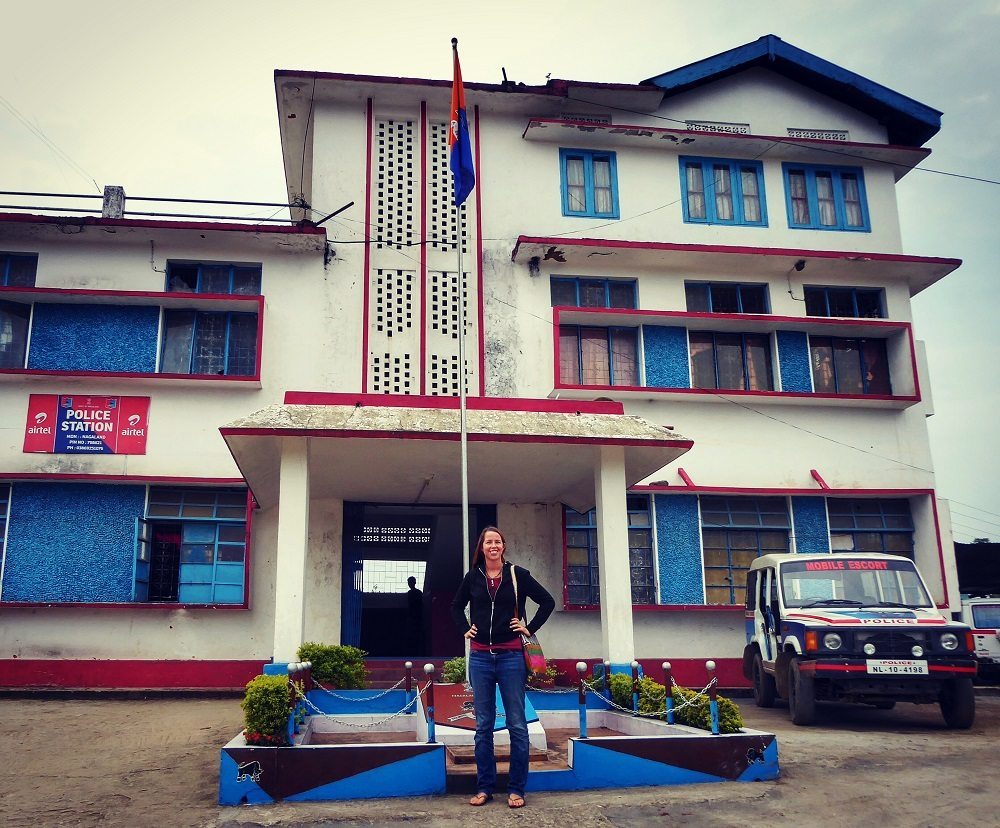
[342,502,496,658]
[148,525,181,602]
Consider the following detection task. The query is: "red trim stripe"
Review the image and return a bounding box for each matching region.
[0,659,267,690]
[361,97,374,392]
[282,391,625,414]
[474,104,486,396]
[419,100,428,395]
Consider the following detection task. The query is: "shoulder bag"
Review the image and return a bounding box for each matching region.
[510,565,547,679]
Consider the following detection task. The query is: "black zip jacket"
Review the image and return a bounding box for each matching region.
[450,561,555,647]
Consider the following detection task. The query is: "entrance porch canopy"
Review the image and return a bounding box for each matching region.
[220,393,692,513]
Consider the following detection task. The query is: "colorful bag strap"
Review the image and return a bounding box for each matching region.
[510,565,524,625]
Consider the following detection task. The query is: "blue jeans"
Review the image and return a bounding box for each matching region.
[468,649,529,797]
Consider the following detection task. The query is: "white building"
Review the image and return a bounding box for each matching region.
[0,36,961,689]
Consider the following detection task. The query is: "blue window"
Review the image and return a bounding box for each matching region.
[680,157,766,226]
[783,164,870,231]
[559,326,638,386]
[804,286,883,318]
[685,281,769,314]
[828,498,914,556]
[565,495,654,606]
[0,252,37,287]
[560,149,619,218]
[160,310,258,376]
[700,496,790,605]
[689,331,773,391]
[138,487,248,604]
[166,261,262,295]
[550,277,636,309]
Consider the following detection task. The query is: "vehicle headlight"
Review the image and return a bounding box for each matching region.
[823,633,843,650]
[863,643,877,655]
[911,645,924,657]
[940,633,959,651]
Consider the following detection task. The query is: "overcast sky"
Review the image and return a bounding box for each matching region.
[3,0,998,541]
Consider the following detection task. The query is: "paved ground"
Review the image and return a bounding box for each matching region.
[1,692,998,827]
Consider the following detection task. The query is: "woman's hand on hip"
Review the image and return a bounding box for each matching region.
[464,624,478,640]
[510,618,530,636]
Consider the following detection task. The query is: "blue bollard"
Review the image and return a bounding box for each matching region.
[424,663,436,744]
[576,661,588,739]
[662,661,675,724]
[631,661,640,716]
[706,660,720,735]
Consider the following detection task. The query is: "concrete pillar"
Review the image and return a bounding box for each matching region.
[102,185,125,218]
[594,445,635,665]
[272,437,311,663]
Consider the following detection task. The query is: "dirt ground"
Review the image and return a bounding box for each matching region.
[1,692,998,828]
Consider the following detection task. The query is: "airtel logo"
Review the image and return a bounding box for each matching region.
[128,414,141,427]
[34,412,47,425]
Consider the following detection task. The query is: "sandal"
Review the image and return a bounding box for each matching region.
[508,793,525,809]
[469,792,493,806]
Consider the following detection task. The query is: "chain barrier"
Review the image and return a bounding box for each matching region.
[311,676,406,702]
[293,682,428,730]
[580,677,717,718]
[525,684,577,694]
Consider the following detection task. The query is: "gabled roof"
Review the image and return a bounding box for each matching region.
[642,35,941,146]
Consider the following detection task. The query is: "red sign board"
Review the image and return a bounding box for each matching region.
[23,394,151,455]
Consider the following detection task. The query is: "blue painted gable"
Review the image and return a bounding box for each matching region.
[642,35,941,147]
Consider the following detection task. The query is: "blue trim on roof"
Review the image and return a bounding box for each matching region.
[642,35,941,147]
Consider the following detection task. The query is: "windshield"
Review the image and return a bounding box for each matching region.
[971,603,1000,629]
[780,558,933,609]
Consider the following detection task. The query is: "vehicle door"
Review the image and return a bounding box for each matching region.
[755,567,779,664]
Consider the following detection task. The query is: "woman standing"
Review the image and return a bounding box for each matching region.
[451,526,554,809]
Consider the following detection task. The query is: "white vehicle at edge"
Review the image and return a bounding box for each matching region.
[959,596,1000,682]
[742,553,978,727]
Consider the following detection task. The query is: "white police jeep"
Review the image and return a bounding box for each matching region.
[742,553,977,727]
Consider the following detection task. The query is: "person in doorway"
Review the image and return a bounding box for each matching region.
[405,575,424,655]
[450,526,554,809]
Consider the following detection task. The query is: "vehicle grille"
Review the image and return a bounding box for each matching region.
[855,630,927,657]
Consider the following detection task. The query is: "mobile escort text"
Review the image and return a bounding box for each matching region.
[742,553,977,727]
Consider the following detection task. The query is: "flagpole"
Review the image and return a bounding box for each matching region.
[451,36,473,683]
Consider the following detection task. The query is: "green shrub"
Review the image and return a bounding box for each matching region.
[296,643,368,688]
[603,671,744,733]
[241,674,291,746]
[442,656,466,684]
[608,672,634,709]
[671,685,744,734]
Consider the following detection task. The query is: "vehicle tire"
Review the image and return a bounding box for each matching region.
[871,700,896,710]
[788,658,816,726]
[939,677,975,729]
[753,652,777,708]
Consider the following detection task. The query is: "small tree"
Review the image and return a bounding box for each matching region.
[241,674,291,746]
[297,643,368,688]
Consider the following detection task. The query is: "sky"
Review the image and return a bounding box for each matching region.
[2,0,998,541]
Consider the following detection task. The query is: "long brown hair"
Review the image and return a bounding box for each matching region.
[471,525,506,569]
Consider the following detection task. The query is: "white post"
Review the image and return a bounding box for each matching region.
[594,445,635,665]
[272,437,311,663]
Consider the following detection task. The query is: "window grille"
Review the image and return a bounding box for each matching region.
[428,122,468,253]
[685,120,750,134]
[375,119,415,250]
[788,128,849,141]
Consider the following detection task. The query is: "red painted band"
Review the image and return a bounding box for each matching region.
[0,659,268,690]
[361,97,374,393]
[282,391,624,414]
[419,100,428,395]
[0,473,245,484]
[0,212,326,236]
[475,104,486,396]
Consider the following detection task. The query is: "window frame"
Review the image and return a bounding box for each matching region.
[827,498,914,557]
[159,309,259,377]
[165,261,262,295]
[688,330,774,391]
[679,156,768,227]
[803,285,884,319]
[0,300,31,369]
[550,277,637,309]
[564,495,655,608]
[0,252,38,287]
[700,495,791,605]
[782,163,871,232]
[684,281,770,314]
[809,335,892,396]
[559,148,620,219]
[558,324,640,387]
[140,486,250,605]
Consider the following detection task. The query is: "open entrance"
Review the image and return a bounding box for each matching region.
[341,502,496,658]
